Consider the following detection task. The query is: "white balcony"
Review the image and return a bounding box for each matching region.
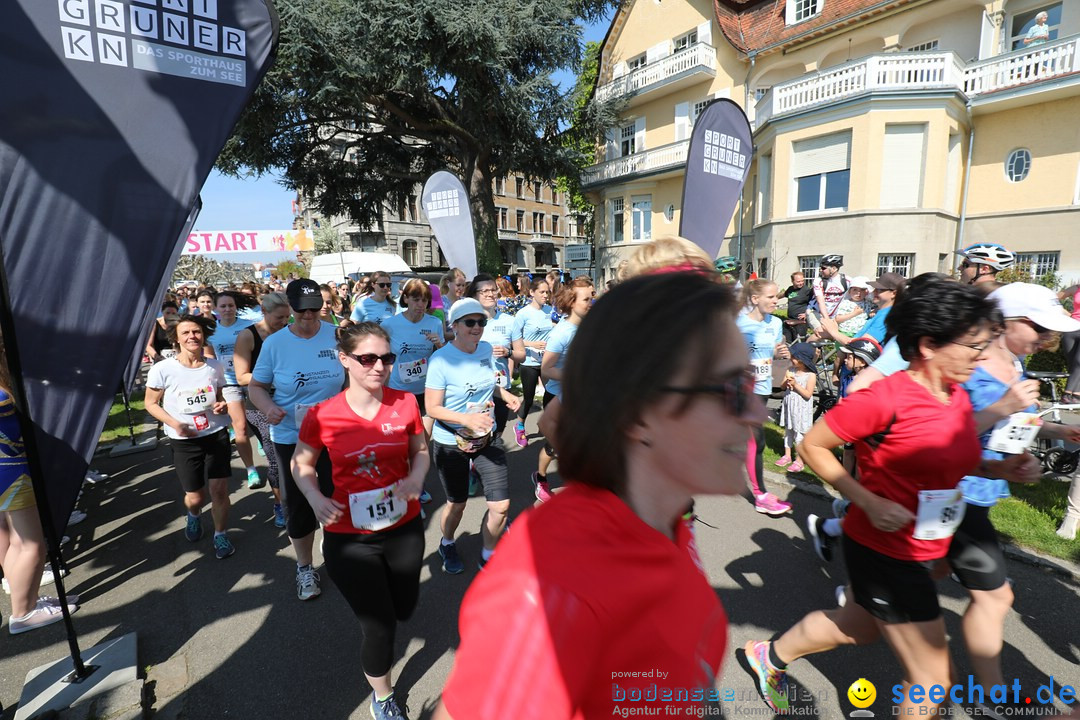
[755,35,1080,127]
[531,232,555,244]
[498,229,519,241]
[596,44,717,104]
[581,140,689,189]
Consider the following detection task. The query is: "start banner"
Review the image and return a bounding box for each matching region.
[185,228,313,254]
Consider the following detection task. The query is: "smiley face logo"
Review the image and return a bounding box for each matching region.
[847,678,876,709]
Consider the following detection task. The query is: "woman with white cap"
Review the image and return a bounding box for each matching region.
[426,298,522,574]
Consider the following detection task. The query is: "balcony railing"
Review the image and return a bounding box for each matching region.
[596,44,717,103]
[581,140,689,188]
[756,35,1080,127]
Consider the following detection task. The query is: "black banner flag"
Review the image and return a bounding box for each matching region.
[0,0,279,536]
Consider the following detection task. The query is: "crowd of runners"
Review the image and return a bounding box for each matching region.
[5,238,1078,718]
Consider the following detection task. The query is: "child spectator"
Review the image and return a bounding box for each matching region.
[776,343,817,473]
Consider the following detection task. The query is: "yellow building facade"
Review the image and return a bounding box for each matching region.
[584,0,1080,285]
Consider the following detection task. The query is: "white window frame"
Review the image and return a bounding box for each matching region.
[1009,3,1062,51]
[673,30,698,53]
[786,0,824,25]
[497,206,508,229]
[620,122,637,157]
[799,256,821,280]
[1005,148,1032,182]
[876,254,914,278]
[1015,252,1059,279]
[627,53,647,71]
[631,195,652,242]
[611,198,624,244]
[402,239,419,267]
[691,99,710,126]
[906,40,940,52]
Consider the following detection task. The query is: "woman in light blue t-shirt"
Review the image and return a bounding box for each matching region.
[510,279,554,448]
[349,270,397,324]
[465,274,516,445]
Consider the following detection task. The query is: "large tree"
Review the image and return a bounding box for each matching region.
[218,0,617,273]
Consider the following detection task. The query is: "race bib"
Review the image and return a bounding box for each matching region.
[750,358,772,381]
[348,480,407,531]
[180,387,213,414]
[162,349,177,360]
[494,368,508,389]
[986,412,1042,455]
[295,402,315,428]
[913,489,966,540]
[526,347,544,364]
[398,358,427,385]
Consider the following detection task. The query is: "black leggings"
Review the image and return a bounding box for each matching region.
[517,365,554,421]
[494,396,509,435]
[274,442,333,539]
[321,516,425,678]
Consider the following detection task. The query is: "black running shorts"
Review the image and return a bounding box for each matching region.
[843,535,942,623]
[170,429,232,493]
[946,504,1008,592]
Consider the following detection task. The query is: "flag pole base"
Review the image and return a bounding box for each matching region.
[15,632,140,720]
[109,436,158,458]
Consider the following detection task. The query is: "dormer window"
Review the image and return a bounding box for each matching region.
[787,0,823,25]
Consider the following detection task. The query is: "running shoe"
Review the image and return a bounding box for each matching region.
[38,594,80,608]
[514,422,527,448]
[296,565,321,601]
[419,490,432,504]
[246,468,265,490]
[832,498,850,519]
[743,640,790,712]
[185,514,203,542]
[9,603,67,635]
[774,457,792,467]
[272,503,286,528]
[255,439,265,457]
[806,514,833,562]
[371,693,408,720]
[68,510,87,526]
[228,427,236,441]
[84,469,109,485]
[438,542,464,575]
[787,460,804,473]
[214,534,235,560]
[754,493,792,516]
[532,472,553,503]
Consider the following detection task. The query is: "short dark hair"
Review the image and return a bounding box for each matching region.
[167,314,215,348]
[886,275,1000,361]
[557,273,737,496]
[464,273,497,299]
[161,301,179,312]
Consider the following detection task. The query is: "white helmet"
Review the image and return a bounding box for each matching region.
[956,243,1015,271]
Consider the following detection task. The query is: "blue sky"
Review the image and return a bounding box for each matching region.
[195,11,612,250]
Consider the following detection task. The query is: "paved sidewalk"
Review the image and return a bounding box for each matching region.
[1,411,1077,719]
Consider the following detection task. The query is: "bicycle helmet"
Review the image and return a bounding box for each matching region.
[840,336,883,365]
[820,254,844,268]
[955,243,1015,271]
[714,256,738,273]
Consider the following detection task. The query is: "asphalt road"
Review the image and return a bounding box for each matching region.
[1,410,1077,719]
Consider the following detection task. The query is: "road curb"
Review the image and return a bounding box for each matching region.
[762,468,1080,585]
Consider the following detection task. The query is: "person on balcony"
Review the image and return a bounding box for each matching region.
[1023,12,1050,47]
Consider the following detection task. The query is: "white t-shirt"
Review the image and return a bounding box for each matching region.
[812,274,847,318]
[147,358,230,440]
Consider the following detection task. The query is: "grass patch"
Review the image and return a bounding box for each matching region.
[99,389,155,445]
[762,421,824,485]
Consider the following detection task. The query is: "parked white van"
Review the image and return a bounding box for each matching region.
[308,252,412,286]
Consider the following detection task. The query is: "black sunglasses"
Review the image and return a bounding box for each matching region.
[348,352,397,367]
[660,370,756,416]
[376,282,392,289]
[457,318,488,328]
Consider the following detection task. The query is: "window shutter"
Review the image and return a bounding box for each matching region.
[675,102,690,141]
[646,41,669,64]
[697,20,712,46]
[605,128,617,161]
[879,125,926,209]
[635,117,646,152]
[791,132,851,177]
[612,61,627,79]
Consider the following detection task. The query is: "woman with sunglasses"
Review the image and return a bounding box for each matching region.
[435,272,760,719]
[510,279,554,448]
[249,279,346,602]
[464,274,516,447]
[382,278,444,432]
[744,279,1040,718]
[233,291,292,528]
[350,271,397,325]
[426,299,522,575]
[737,278,792,516]
[291,323,428,720]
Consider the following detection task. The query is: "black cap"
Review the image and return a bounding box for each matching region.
[286,278,322,311]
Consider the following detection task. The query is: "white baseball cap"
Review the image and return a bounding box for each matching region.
[988,283,1080,333]
[448,298,487,324]
[848,276,872,291]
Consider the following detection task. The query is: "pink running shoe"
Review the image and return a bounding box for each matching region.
[787,460,804,473]
[755,492,792,516]
[514,422,528,448]
[532,472,554,503]
[774,457,792,467]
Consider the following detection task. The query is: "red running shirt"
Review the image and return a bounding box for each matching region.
[441,483,728,720]
[825,371,981,561]
[297,388,422,535]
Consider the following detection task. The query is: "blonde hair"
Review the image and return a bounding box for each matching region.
[739,278,778,309]
[624,236,713,278]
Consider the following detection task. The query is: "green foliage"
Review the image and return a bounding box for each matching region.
[996,263,1061,290]
[313,224,348,255]
[557,40,608,232]
[218,0,618,260]
[275,260,308,279]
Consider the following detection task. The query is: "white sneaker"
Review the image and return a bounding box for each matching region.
[84,470,108,485]
[9,603,69,635]
[68,510,87,526]
[38,594,80,609]
[2,566,67,594]
[296,566,321,601]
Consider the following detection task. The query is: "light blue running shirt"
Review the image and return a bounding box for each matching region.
[350,296,398,324]
[736,311,783,396]
[211,319,253,385]
[382,312,444,392]
[481,310,515,389]
[542,320,578,400]
[426,341,497,446]
[870,338,909,377]
[251,322,344,444]
[512,304,555,367]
